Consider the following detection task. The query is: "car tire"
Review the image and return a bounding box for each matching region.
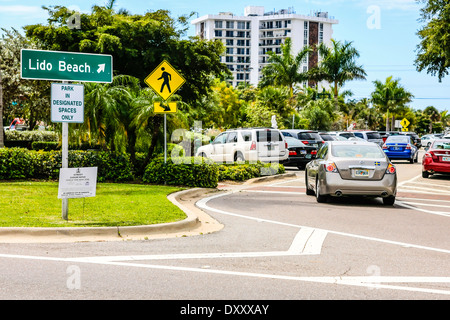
[315,179,327,203]
[383,195,395,206]
[422,170,430,178]
[234,152,245,163]
[305,170,315,196]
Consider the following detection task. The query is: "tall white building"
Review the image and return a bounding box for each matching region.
[192,6,338,88]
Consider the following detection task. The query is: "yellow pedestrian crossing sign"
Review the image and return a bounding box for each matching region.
[144,60,185,101]
[154,102,177,114]
[400,118,410,128]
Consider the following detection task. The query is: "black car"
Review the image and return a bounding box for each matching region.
[281,136,317,170]
[400,132,422,148]
[281,129,325,149]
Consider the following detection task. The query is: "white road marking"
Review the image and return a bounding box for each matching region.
[0,252,449,296]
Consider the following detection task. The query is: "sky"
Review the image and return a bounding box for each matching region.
[1,0,449,112]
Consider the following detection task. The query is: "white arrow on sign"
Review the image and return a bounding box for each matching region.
[97,64,105,73]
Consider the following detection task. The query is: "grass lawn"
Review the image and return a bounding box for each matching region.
[0,181,186,228]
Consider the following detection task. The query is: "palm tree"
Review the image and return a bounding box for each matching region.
[310,39,367,109]
[441,110,450,130]
[260,37,311,97]
[371,76,413,131]
[423,106,441,133]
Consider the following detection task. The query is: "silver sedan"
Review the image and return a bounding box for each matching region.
[305,141,397,205]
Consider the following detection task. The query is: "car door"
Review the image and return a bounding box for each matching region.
[211,132,227,162]
[308,142,328,188]
[224,131,238,162]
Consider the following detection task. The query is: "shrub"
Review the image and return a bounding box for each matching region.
[218,162,285,181]
[31,141,60,151]
[5,130,59,142]
[143,156,219,188]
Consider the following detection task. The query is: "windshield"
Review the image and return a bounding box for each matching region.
[386,136,409,143]
[432,141,450,149]
[256,130,282,142]
[367,132,381,139]
[331,144,385,158]
[298,132,321,140]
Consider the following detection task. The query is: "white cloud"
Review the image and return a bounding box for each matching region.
[0,5,46,17]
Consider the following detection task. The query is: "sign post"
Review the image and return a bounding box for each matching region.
[144,60,185,164]
[21,49,112,221]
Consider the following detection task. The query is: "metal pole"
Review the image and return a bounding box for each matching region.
[164,113,167,164]
[61,81,69,221]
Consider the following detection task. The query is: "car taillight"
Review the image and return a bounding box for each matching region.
[250,141,256,150]
[425,151,437,160]
[289,150,297,156]
[386,163,396,174]
[302,141,309,145]
[324,162,338,173]
[406,144,412,150]
[311,150,317,155]
[285,141,288,149]
[382,144,387,149]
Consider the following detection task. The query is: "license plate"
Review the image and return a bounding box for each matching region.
[300,150,307,155]
[312,144,318,148]
[443,157,450,161]
[392,147,400,151]
[355,169,369,177]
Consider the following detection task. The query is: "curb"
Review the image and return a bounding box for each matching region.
[0,172,296,242]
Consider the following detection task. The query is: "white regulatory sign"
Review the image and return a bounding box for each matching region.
[58,167,98,199]
[51,83,84,123]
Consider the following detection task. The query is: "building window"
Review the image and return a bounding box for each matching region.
[215,30,222,37]
[237,21,246,29]
[319,23,324,44]
[226,21,234,29]
[226,30,234,37]
[226,47,234,54]
[237,39,245,46]
[226,56,234,63]
[215,20,223,28]
[237,31,245,38]
[226,39,234,46]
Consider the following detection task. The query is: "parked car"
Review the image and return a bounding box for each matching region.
[195,128,288,163]
[378,131,402,143]
[326,131,356,140]
[400,131,422,148]
[421,134,441,148]
[382,135,419,163]
[318,132,335,141]
[281,136,317,169]
[422,139,450,178]
[281,130,325,149]
[305,140,397,205]
[352,130,384,146]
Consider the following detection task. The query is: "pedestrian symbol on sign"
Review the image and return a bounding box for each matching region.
[158,67,172,94]
[144,60,185,101]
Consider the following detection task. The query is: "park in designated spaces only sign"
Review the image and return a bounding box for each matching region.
[51,83,84,123]
[58,167,98,199]
[21,49,112,83]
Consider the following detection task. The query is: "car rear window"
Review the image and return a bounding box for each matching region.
[367,132,381,139]
[339,132,354,139]
[297,132,321,140]
[386,136,409,143]
[433,141,450,149]
[256,130,282,142]
[331,145,385,158]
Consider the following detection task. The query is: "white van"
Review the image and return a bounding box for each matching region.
[196,128,288,163]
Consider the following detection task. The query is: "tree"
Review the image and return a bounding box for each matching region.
[423,106,441,133]
[415,0,450,81]
[259,38,311,97]
[24,4,229,104]
[371,76,413,131]
[310,39,367,109]
[0,28,50,132]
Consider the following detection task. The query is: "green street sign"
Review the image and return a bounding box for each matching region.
[21,49,113,83]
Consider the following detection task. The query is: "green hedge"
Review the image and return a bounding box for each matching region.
[0,148,286,186]
[218,162,285,181]
[0,148,133,182]
[5,130,58,142]
[142,156,219,188]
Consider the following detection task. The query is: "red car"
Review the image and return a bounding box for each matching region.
[422,140,450,178]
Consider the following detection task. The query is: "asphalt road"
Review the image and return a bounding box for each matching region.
[0,150,449,303]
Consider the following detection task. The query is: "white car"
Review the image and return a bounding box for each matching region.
[421,134,441,147]
[196,128,288,163]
